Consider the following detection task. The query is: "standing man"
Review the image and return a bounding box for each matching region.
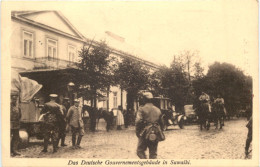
[41,94,63,153]
[10,90,22,156]
[67,99,84,148]
[245,116,252,158]
[58,98,68,147]
[135,92,163,159]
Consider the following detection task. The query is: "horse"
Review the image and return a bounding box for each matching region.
[197,101,211,130]
[212,102,225,129]
[96,108,114,132]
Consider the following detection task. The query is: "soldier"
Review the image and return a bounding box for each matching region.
[67,99,84,148]
[245,116,252,158]
[41,94,63,153]
[58,98,69,147]
[10,90,22,156]
[135,92,163,159]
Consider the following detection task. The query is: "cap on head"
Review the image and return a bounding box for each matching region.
[142,92,153,99]
[49,94,58,98]
[74,99,80,103]
[11,90,19,96]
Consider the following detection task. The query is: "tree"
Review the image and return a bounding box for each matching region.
[77,41,116,107]
[114,57,150,110]
[192,62,252,117]
[151,59,190,112]
[77,41,116,131]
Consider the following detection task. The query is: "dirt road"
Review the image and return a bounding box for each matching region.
[17,118,251,159]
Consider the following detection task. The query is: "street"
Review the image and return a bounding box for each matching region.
[17,118,251,159]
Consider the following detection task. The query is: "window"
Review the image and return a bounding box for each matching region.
[23,31,34,57]
[113,92,117,108]
[47,38,58,60]
[68,45,76,63]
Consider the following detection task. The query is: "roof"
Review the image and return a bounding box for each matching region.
[12,10,161,70]
[12,10,85,42]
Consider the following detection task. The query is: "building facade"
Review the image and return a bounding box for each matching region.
[11,10,159,112]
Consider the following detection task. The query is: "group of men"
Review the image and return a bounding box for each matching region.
[40,94,84,153]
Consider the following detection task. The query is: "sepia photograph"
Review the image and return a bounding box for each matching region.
[1,0,259,167]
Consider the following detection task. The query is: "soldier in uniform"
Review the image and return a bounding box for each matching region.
[67,99,84,148]
[245,116,252,158]
[10,90,22,156]
[41,94,63,153]
[58,98,69,147]
[135,92,163,159]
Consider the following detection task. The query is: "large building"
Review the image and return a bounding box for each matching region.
[11,10,159,111]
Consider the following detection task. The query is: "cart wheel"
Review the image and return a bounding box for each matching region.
[19,129,29,149]
[178,118,184,129]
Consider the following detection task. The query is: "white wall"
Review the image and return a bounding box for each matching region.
[11,20,83,70]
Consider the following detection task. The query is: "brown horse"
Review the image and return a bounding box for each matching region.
[96,108,114,132]
[212,102,225,129]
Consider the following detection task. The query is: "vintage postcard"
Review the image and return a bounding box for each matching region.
[1,1,259,167]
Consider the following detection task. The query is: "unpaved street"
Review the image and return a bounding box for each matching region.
[17,118,251,159]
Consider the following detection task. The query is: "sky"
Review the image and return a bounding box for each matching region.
[7,0,258,75]
[58,0,258,76]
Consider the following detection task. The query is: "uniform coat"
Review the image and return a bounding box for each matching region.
[135,103,162,159]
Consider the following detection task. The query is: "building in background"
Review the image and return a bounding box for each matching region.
[11,10,159,111]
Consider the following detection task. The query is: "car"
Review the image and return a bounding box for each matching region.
[184,104,198,123]
[153,97,186,131]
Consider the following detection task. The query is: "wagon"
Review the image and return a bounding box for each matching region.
[12,70,43,148]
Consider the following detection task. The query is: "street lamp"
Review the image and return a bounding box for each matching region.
[67,82,75,106]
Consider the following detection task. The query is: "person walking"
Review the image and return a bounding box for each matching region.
[135,92,164,159]
[67,99,84,148]
[41,94,63,153]
[10,90,22,156]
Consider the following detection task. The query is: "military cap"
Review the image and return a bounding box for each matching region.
[142,92,153,99]
[49,94,58,98]
[74,99,80,103]
[11,90,19,96]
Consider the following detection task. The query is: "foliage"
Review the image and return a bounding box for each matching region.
[192,62,252,116]
[77,41,117,107]
[114,57,150,109]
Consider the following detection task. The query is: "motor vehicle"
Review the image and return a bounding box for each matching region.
[184,104,198,123]
[12,70,43,148]
[153,97,186,131]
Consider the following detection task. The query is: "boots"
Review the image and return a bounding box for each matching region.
[76,136,82,148]
[72,135,76,147]
[41,139,48,153]
[52,140,59,153]
[61,136,67,146]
